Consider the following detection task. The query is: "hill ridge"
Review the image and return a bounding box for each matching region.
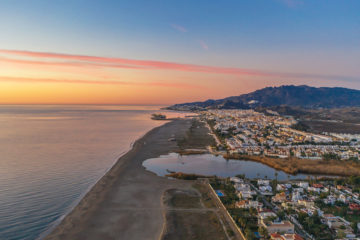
[168,85,360,110]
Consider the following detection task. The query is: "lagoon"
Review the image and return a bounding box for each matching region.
[143,153,313,180]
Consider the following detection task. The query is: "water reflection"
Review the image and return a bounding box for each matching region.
[143,153,313,180]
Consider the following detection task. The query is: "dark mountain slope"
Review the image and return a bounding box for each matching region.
[168,85,360,110]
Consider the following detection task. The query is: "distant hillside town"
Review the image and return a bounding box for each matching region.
[202,109,360,161]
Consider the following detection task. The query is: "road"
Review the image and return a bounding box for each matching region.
[204,181,246,240]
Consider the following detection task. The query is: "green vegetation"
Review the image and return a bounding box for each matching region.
[334,175,360,192]
[165,172,210,180]
[210,178,238,206]
[297,211,333,240]
[290,121,309,131]
[323,152,341,161]
[210,178,267,240]
[316,200,360,226]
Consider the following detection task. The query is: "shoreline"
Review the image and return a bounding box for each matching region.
[44,119,197,240]
[39,129,153,239]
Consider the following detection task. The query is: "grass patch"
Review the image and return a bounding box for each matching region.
[164,189,202,209]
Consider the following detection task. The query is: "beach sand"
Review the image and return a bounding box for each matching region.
[44,119,203,240]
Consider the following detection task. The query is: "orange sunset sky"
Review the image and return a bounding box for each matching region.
[1,1,359,105]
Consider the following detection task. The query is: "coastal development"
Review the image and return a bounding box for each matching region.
[3,1,360,239]
[204,109,360,161]
[44,111,360,240]
[210,175,360,239]
[198,109,360,177]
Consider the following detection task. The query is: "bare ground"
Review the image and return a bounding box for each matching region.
[160,188,230,240]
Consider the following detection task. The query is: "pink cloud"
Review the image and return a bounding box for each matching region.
[0,49,357,82]
[0,76,203,89]
[0,56,142,69]
[170,24,187,33]
[198,40,209,50]
[0,49,276,77]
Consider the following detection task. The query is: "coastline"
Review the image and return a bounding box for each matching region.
[39,130,151,239]
[43,119,196,240]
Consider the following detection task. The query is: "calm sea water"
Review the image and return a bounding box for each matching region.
[0,105,184,240]
[143,153,313,180]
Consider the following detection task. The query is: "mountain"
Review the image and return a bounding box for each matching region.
[168,85,360,110]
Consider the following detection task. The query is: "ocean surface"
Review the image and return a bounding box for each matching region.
[0,105,184,240]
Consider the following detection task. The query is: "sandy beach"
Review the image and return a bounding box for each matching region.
[44,119,200,240]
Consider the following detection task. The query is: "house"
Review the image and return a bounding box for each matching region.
[236,200,263,209]
[235,200,247,208]
[258,210,277,221]
[260,185,273,194]
[323,195,336,205]
[297,200,315,208]
[262,220,294,234]
[281,234,304,240]
[292,191,302,202]
[258,179,270,186]
[230,176,243,184]
[339,194,348,203]
[277,184,291,191]
[307,186,321,193]
[324,215,345,229]
[234,183,251,192]
[272,192,287,203]
[270,233,283,240]
[298,182,309,188]
[349,203,360,211]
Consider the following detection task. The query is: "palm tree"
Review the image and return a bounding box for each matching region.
[275,172,278,182]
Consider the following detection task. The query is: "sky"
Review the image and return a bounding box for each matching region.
[0,0,359,104]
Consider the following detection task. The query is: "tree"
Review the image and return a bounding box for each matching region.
[277,210,285,220]
[259,226,269,238]
[337,230,346,239]
[323,152,341,161]
[245,228,256,240]
[249,207,257,216]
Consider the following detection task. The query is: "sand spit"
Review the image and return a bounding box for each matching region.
[44,119,198,240]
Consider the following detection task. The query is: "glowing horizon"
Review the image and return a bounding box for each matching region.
[0,0,359,104]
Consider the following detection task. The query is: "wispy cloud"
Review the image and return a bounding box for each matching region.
[198,40,209,50]
[170,24,187,33]
[0,49,358,82]
[0,76,203,89]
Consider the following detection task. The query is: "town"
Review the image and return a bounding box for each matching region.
[211,175,360,239]
[203,110,360,161]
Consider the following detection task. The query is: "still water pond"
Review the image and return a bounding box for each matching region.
[143,153,313,180]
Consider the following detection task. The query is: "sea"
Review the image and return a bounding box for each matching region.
[0,105,184,240]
